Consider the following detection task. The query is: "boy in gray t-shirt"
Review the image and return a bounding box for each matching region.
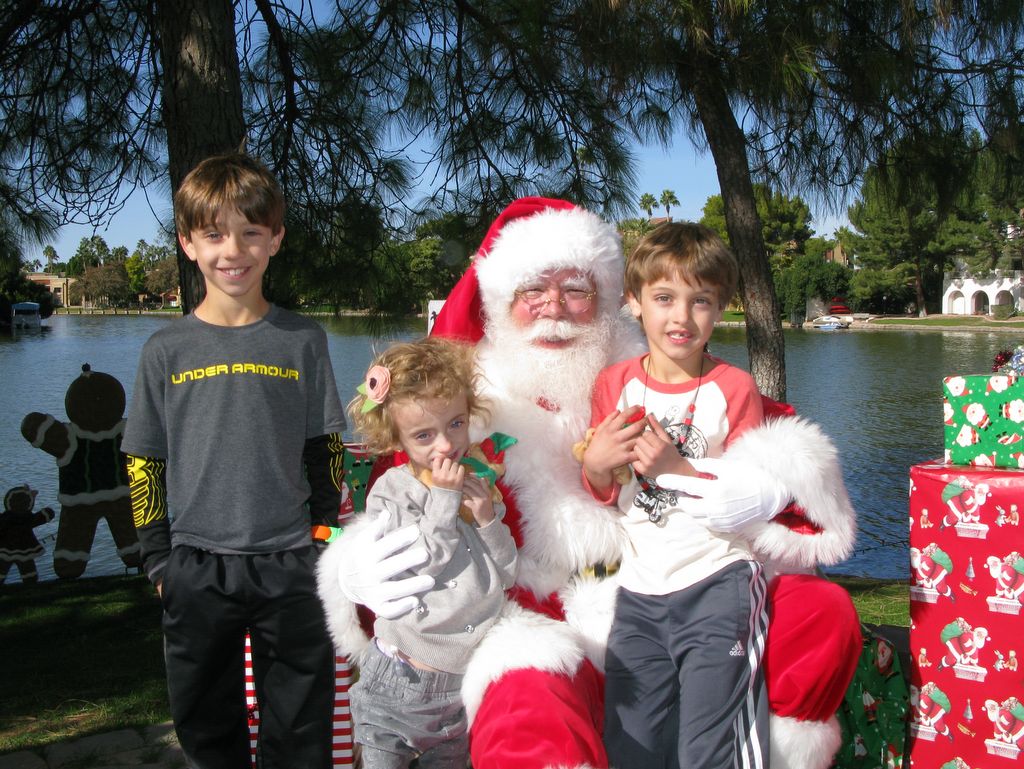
[121,153,345,769]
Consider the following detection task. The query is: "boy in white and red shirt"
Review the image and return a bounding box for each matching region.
[582,222,783,769]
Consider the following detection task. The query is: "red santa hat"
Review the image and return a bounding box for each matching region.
[431,196,624,342]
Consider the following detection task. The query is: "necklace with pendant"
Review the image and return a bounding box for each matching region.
[638,354,705,524]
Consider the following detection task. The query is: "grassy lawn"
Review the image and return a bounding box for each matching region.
[0,572,910,755]
[0,575,168,754]
[868,315,1024,329]
[720,311,1024,329]
[831,575,910,627]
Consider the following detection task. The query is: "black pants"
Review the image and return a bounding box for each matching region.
[161,545,334,769]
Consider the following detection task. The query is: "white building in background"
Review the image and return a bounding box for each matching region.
[941,269,1023,315]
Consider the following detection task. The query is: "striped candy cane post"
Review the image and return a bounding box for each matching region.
[244,633,260,768]
[331,448,363,767]
[332,656,354,765]
[243,641,353,767]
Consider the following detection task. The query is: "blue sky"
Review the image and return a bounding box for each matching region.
[46,140,847,260]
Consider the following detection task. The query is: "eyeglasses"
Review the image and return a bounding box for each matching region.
[513,286,597,313]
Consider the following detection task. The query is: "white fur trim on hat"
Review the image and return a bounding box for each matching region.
[475,206,624,325]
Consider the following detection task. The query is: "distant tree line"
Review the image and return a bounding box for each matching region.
[3,2,1022,396]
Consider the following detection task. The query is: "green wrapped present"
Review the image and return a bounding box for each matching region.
[834,626,909,769]
[943,373,1024,468]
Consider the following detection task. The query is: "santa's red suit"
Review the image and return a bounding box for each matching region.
[317,198,861,769]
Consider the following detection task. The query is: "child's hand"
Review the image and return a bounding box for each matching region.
[431,454,466,491]
[583,406,646,493]
[460,474,496,525]
[632,414,696,479]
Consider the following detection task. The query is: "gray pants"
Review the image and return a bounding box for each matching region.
[604,560,770,769]
[351,641,468,769]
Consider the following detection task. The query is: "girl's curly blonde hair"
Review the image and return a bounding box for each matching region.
[349,337,488,456]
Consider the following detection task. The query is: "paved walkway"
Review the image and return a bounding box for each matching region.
[0,723,184,769]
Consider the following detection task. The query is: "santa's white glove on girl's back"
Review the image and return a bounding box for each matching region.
[656,457,789,533]
[337,510,434,620]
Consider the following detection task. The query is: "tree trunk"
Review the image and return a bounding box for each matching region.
[915,258,927,316]
[153,0,246,314]
[690,65,787,401]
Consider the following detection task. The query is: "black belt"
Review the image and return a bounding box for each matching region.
[578,561,620,579]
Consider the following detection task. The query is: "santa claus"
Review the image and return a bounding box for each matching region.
[317,197,861,769]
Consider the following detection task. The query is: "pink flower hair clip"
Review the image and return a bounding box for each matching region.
[357,365,391,413]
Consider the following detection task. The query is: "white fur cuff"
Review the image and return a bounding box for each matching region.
[725,416,856,571]
[315,530,371,660]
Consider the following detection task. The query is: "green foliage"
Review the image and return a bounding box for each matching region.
[803,236,834,262]
[775,253,852,316]
[848,265,915,315]
[75,263,132,307]
[701,185,813,266]
[659,189,680,218]
[124,253,148,295]
[993,303,1016,320]
[842,129,1024,314]
[755,186,813,275]
[145,257,179,299]
[42,245,58,271]
[619,217,657,258]
[125,238,176,297]
[639,193,658,218]
[4,0,1024,328]
[701,196,729,242]
[66,236,111,277]
[352,235,467,315]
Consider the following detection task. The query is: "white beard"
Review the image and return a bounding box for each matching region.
[483,314,615,413]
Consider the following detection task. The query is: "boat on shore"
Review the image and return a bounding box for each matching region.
[811,314,850,330]
[9,301,42,330]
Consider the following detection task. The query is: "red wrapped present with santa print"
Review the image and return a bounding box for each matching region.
[908,462,1024,767]
[943,373,1024,468]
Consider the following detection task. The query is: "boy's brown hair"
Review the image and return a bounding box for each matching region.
[349,337,489,456]
[174,153,285,236]
[625,222,738,307]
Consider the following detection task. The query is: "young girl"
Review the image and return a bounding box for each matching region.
[347,336,519,769]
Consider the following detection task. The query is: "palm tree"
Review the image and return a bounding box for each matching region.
[639,193,657,218]
[660,189,680,219]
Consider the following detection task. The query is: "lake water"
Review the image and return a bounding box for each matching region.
[1,315,1015,581]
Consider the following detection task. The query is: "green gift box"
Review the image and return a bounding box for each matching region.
[943,373,1024,468]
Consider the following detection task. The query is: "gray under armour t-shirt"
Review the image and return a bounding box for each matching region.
[121,306,346,554]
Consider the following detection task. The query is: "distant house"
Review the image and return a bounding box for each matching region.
[824,242,849,267]
[942,269,1023,315]
[941,218,1024,315]
[26,272,76,307]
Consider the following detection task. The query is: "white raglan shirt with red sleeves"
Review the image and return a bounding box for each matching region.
[588,354,764,595]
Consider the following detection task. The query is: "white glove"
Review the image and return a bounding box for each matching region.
[656,457,789,533]
[338,511,435,620]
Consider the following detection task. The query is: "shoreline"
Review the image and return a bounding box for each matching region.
[50,307,1024,329]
